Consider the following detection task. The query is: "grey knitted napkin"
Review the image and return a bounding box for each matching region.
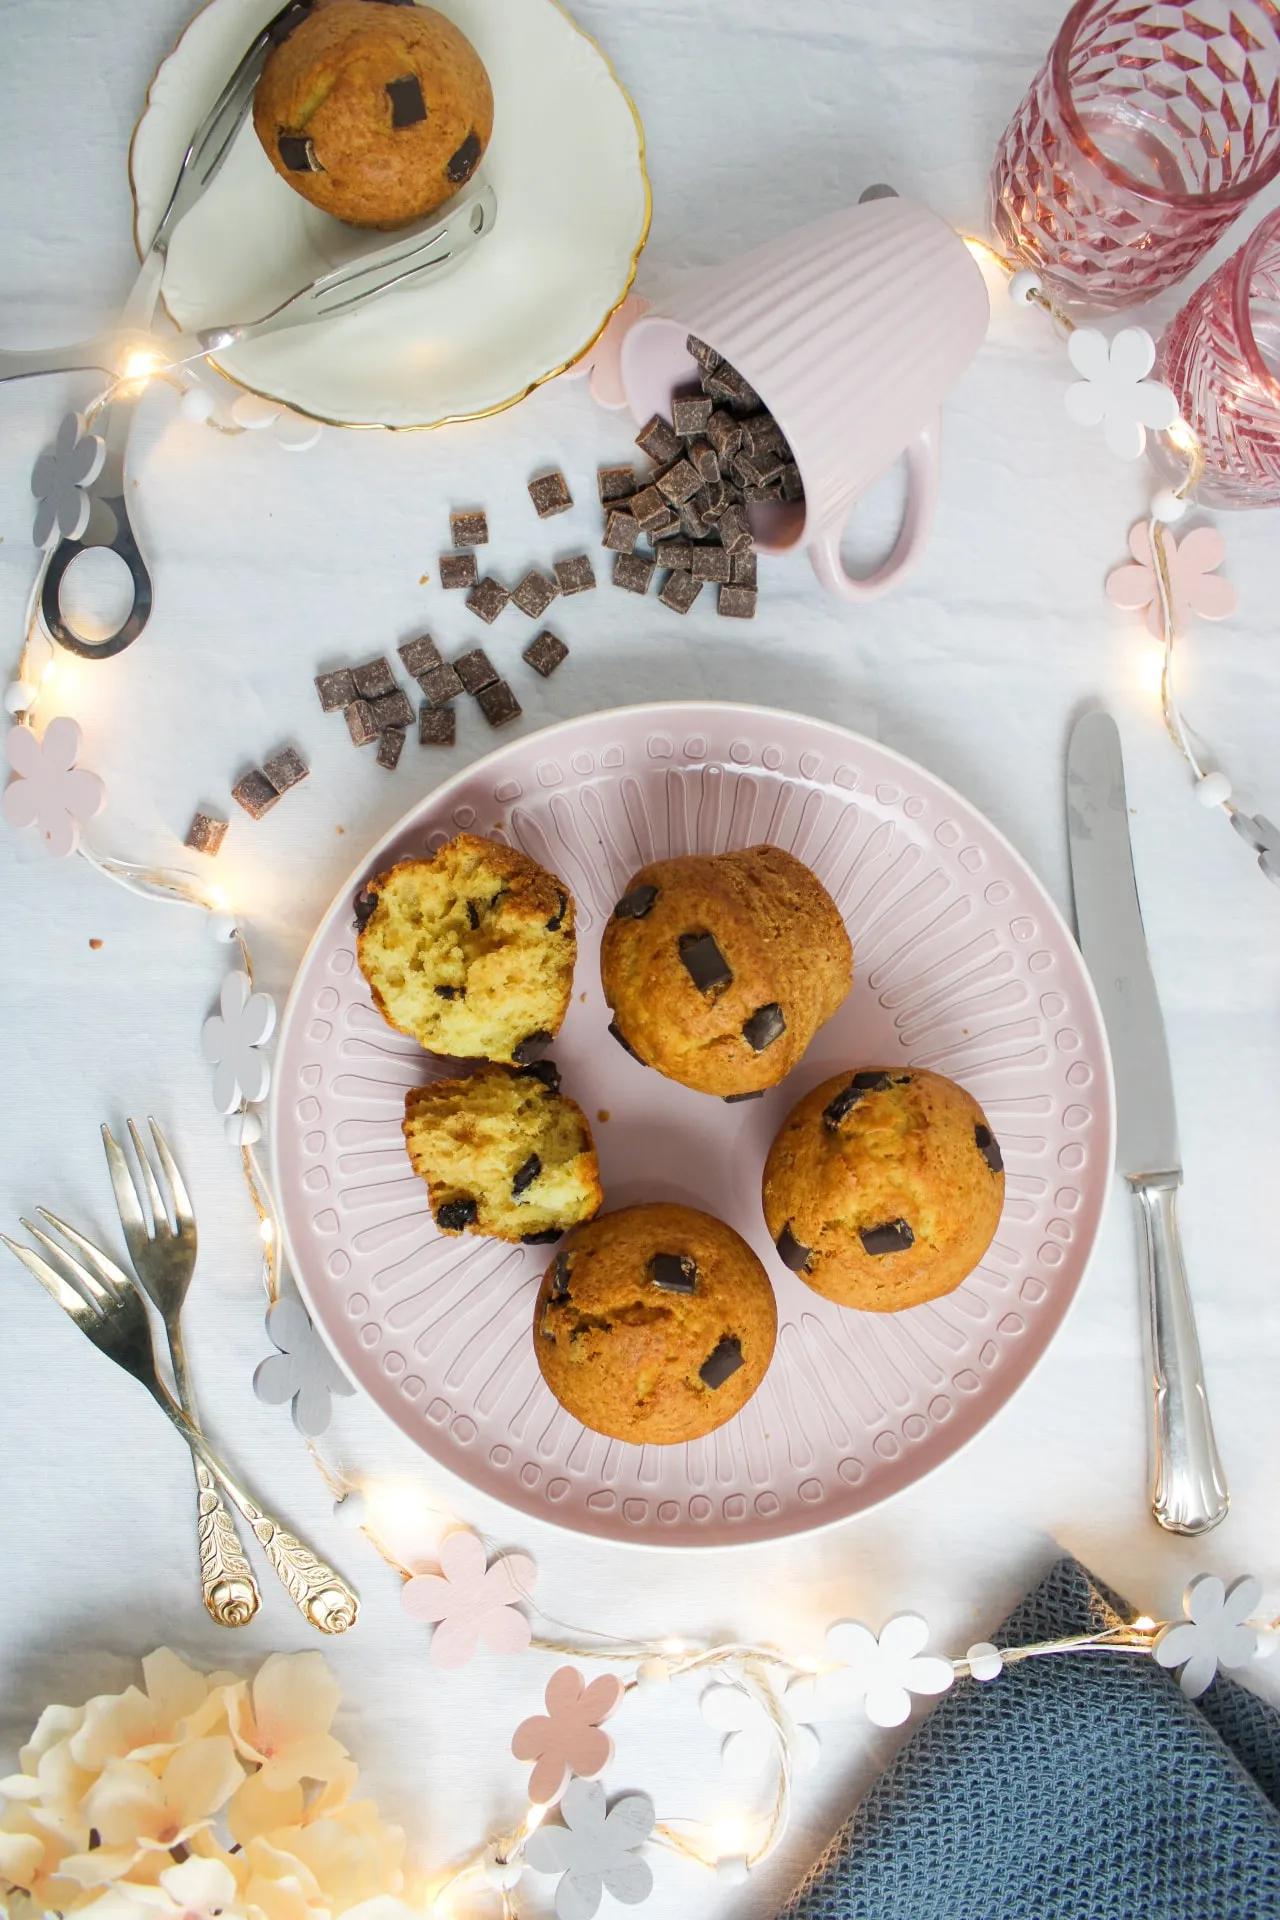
[780,1556,1280,1920]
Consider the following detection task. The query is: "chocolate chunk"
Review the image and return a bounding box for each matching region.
[672,394,713,437]
[629,484,668,531]
[686,334,722,374]
[678,499,708,540]
[511,569,559,619]
[437,1197,478,1232]
[467,900,481,928]
[691,546,731,584]
[512,1153,542,1197]
[476,679,522,728]
[184,810,227,856]
[434,984,461,998]
[551,1251,572,1296]
[688,439,720,483]
[647,509,681,540]
[694,481,730,521]
[737,448,786,487]
[776,1224,812,1272]
[699,1335,743,1389]
[522,1228,562,1244]
[369,689,415,732]
[608,1019,639,1059]
[231,769,280,819]
[781,463,805,502]
[741,413,784,455]
[718,505,752,553]
[263,746,309,793]
[718,584,757,620]
[278,131,319,173]
[659,540,694,571]
[656,458,700,507]
[598,464,635,503]
[723,1090,765,1103]
[467,576,510,625]
[603,509,640,553]
[345,700,378,746]
[451,648,498,695]
[822,1071,894,1129]
[636,414,682,464]
[419,704,456,746]
[447,130,481,184]
[376,727,406,770]
[742,1002,785,1051]
[546,891,568,932]
[659,570,702,615]
[398,636,442,680]
[439,552,478,590]
[528,470,573,518]
[612,552,654,595]
[678,930,732,993]
[420,662,464,707]
[649,1252,698,1294]
[706,411,743,461]
[450,509,489,548]
[975,1123,1004,1174]
[613,883,658,920]
[513,1030,552,1065]
[523,630,568,678]
[519,1058,561,1091]
[351,656,396,699]
[315,667,356,712]
[731,550,757,587]
[859,1218,915,1256]
[387,74,427,127]
[553,554,596,597]
[352,885,379,932]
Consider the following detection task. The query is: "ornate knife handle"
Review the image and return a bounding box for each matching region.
[151,1387,359,1632]
[1132,1174,1229,1536]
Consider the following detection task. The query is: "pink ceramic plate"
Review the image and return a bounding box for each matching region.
[272,703,1113,1548]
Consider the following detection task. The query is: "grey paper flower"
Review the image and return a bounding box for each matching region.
[1154,1573,1260,1698]
[525,1778,654,1920]
[31,412,105,548]
[253,1297,355,1436]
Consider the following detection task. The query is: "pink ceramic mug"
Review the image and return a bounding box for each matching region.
[618,196,989,600]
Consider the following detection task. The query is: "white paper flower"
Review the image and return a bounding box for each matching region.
[31,411,105,548]
[788,1614,955,1730]
[1154,1573,1260,1699]
[700,1681,819,1780]
[201,970,276,1113]
[524,1778,654,1920]
[3,717,105,858]
[1064,327,1178,459]
[252,1299,354,1437]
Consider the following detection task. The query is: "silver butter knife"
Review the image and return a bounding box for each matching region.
[1067,710,1228,1534]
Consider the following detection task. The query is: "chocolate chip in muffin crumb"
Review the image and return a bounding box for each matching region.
[649,1252,697,1294]
[545,891,568,932]
[436,1197,478,1231]
[859,1218,915,1256]
[551,1252,572,1297]
[742,1003,785,1051]
[522,1228,562,1244]
[518,1059,561,1092]
[699,1335,743,1389]
[724,1090,765,1103]
[447,130,482,184]
[434,984,462,998]
[513,1030,552,1065]
[678,930,732,993]
[512,1154,542,1197]
[278,132,320,173]
[613,884,658,920]
[352,886,379,932]
[386,74,427,127]
[822,1071,894,1130]
[975,1124,1004,1174]
[776,1223,813,1272]
[465,899,481,930]
[608,1019,639,1059]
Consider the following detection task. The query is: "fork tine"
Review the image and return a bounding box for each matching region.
[18,1217,109,1312]
[102,1122,150,1269]
[36,1209,135,1304]
[127,1118,169,1236]
[147,1118,194,1235]
[2,1232,97,1324]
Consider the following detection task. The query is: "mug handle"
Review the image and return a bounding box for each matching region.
[807,414,941,601]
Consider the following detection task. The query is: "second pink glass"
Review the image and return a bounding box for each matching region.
[990,0,1280,310]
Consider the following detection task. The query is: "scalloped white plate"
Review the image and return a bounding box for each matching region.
[129,0,649,426]
[271,703,1114,1548]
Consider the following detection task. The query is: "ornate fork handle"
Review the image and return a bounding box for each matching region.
[149,1386,359,1633]
[168,1328,262,1626]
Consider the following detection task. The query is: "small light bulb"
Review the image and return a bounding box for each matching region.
[259,1217,275,1245]
[1135,645,1165,699]
[1166,417,1199,457]
[660,1636,686,1657]
[1132,1615,1155,1632]
[40,659,57,686]
[523,1803,546,1836]
[121,347,165,385]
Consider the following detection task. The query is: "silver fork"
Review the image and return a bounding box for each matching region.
[102,1119,260,1628]
[3,1210,359,1634]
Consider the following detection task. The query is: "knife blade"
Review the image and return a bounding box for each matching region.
[1066,710,1228,1534]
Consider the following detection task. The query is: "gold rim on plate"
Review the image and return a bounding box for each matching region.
[127,0,652,432]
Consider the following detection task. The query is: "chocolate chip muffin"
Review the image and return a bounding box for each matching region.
[761,1067,1005,1312]
[356,833,575,1065]
[599,846,852,1097]
[404,1063,601,1244]
[533,1204,777,1444]
[253,0,494,228]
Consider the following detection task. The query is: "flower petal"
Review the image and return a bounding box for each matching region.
[1067,327,1110,381]
[483,1550,537,1609]
[1106,562,1157,614]
[1187,572,1237,622]
[159,1853,238,1913]
[252,1351,297,1407]
[1217,1620,1258,1670]
[3,777,40,833]
[792,1720,822,1773]
[228,1772,305,1846]
[41,716,83,774]
[32,449,60,499]
[1110,327,1156,382]
[700,1684,751,1735]
[601,1860,654,1906]
[557,1868,605,1920]
[42,808,79,860]
[428,1615,480,1669]
[32,493,59,549]
[1132,379,1178,431]
[63,765,106,826]
[720,1723,771,1780]
[561,1779,607,1834]
[252,1650,342,1750]
[400,1571,453,1626]
[438,1528,488,1586]
[477,1602,532,1657]
[511,1712,554,1764]
[601,1791,654,1848]
[290,1376,333,1437]
[1178,1648,1218,1699]
[235,1049,271,1107]
[904,1655,955,1698]
[824,1619,878,1668]
[863,1679,912,1728]
[1064,380,1107,428]
[1104,412,1146,460]
[1223,1573,1263,1628]
[5,724,42,778]
[545,1666,586,1717]
[265,1298,312,1357]
[877,1612,930,1662]
[529,1749,571,1805]
[1175,525,1225,577]
[524,1823,573,1875]
[1186,1573,1225,1627]
[1153,1621,1200,1671]
[566,1723,612,1780]
[69,432,106,488]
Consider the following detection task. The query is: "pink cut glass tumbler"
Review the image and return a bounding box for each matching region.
[1157,206,1280,507]
[990,0,1280,310]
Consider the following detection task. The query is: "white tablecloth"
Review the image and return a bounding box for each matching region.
[2,2,1279,1914]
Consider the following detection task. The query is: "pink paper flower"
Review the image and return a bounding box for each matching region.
[511,1666,623,1805]
[3,716,105,857]
[401,1530,536,1669]
[1106,522,1236,638]
[560,293,649,409]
